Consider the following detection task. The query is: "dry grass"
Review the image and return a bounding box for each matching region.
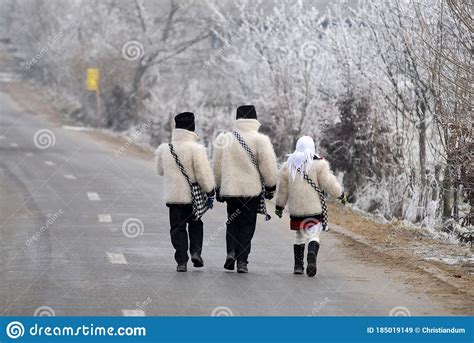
[329,203,474,315]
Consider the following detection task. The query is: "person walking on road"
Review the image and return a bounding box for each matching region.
[155,112,215,272]
[275,136,347,277]
[213,105,277,273]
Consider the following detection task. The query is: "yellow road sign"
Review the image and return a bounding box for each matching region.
[87,68,99,91]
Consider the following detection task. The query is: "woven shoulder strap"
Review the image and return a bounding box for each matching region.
[297,167,328,230]
[168,143,192,187]
[297,169,322,194]
[232,131,264,182]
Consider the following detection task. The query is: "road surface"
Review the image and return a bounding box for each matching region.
[0,43,447,317]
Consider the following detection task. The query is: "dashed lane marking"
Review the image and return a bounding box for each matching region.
[98,214,112,223]
[62,125,94,132]
[10,143,18,147]
[64,174,76,180]
[87,192,101,201]
[44,161,55,166]
[121,310,145,317]
[106,252,128,265]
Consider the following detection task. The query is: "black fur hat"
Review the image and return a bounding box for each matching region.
[236,105,257,120]
[174,112,195,132]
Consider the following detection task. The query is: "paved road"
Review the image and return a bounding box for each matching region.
[0,44,444,317]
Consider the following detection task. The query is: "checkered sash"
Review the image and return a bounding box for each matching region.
[297,168,329,231]
[232,131,271,221]
[168,143,209,220]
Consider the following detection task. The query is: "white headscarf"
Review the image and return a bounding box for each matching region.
[286,136,315,181]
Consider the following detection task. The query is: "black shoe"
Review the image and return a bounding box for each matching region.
[191,254,204,268]
[293,244,305,275]
[224,252,236,270]
[176,264,187,272]
[237,261,248,273]
[306,241,320,277]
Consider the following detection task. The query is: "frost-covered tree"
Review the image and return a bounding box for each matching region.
[3,0,470,231]
[207,0,340,155]
[409,0,472,226]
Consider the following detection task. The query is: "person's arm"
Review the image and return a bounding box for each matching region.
[276,162,289,211]
[155,144,164,176]
[317,159,343,198]
[212,133,224,193]
[193,145,215,195]
[257,135,277,194]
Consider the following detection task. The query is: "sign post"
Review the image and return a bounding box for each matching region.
[86,68,100,125]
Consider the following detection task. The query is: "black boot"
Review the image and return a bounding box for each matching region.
[224,251,236,270]
[191,253,204,268]
[237,261,248,273]
[293,244,305,275]
[306,241,320,277]
[176,264,187,272]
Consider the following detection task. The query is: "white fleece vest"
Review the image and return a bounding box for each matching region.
[276,159,343,217]
[155,129,215,204]
[213,119,277,197]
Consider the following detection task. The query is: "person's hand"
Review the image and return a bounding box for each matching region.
[275,208,283,218]
[339,193,348,205]
[264,190,275,200]
[207,196,215,209]
[264,186,276,200]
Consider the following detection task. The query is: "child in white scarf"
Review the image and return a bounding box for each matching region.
[275,136,347,276]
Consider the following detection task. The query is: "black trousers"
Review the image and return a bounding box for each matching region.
[168,204,203,265]
[225,197,260,263]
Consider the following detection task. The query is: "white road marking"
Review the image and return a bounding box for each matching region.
[106,252,128,264]
[0,72,21,82]
[121,310,145,317]
[87,192,100,201]
[44,161,55,166]
[64,174,76,180]
[25,152,33,157]
[98,214,112,223]
[62,125,94,132]
[10,143,18,147]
